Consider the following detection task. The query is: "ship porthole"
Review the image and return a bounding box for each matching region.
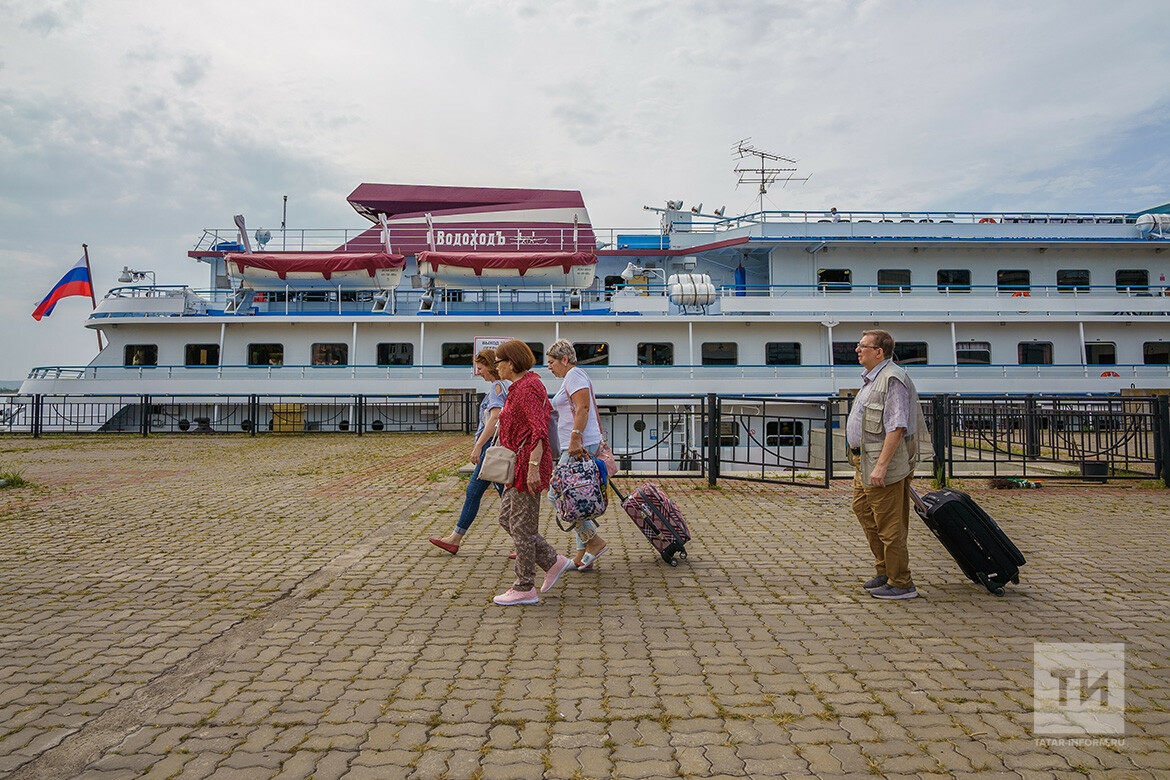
[372,420,385,431]
[633,420,646,433]
[241,420,253,432]
[178,419,190,432]
[339,420,350,431]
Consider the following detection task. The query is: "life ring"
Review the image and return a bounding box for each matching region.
[1011,292,1031,297]
[1101,371,1120,377]
[979,217,997,223]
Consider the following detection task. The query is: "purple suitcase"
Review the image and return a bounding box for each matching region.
[611,481,691,565]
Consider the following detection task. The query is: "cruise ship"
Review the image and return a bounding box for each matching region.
[12,181,1170,443]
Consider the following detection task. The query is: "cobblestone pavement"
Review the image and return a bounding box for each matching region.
[0,434,1167,780]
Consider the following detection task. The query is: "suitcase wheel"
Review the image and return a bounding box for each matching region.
[976,571,1007,597]
[667,557,679,567]
[679,550,688,560]
[1011,575,1020,585]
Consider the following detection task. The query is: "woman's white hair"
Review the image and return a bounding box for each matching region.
[547,338,577,364]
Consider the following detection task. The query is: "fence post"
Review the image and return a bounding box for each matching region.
[1024,394,1040,459]
[357,395,364,436]
[33,394,42,439]
[141,395,151,438]
[467,391,476,435]
[250,395,258,437]
[706,393,719,488]
[931,395,948,487]
[823,399,834,486]
[1158,395,1170,487]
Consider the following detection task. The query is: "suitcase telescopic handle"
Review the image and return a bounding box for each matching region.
[908,484,928,515]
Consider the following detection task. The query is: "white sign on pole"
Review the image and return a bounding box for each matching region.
[472,336,516,378]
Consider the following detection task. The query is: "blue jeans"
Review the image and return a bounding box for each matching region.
[457,454,504,534]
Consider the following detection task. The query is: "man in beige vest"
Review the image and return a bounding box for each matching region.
[846,329,925,600]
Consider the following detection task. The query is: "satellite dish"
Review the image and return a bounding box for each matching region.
[255,229,272,249]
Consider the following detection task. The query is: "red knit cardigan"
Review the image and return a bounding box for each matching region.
[495,371,553,493]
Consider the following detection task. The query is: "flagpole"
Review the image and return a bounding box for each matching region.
[82,244,104,351]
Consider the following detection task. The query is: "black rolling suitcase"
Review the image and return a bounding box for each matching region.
[609,481,691,566]
[910,486,1025,596]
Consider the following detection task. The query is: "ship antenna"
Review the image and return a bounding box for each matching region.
[733,138,810,214]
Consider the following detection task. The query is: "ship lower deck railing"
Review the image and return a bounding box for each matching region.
[4,392,1169,487]
[25,363,1170,383]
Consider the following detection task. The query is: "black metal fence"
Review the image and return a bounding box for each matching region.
[3,392,1168,486]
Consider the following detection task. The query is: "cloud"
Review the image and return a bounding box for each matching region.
[3,0,1170,379]
[173,56,207,88]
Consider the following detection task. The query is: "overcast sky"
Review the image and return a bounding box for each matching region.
[2,0,1169,383]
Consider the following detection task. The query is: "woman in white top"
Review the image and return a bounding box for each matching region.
[545,338,609,569]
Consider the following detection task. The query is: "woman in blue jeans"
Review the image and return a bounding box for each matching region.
[429,348,510,554]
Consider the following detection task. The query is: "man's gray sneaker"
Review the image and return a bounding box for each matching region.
[870,583,918,600]
[863,575,888,591]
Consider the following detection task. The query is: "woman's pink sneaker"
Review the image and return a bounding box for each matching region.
[493,588,539,606]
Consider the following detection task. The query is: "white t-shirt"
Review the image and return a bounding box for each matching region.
[552,366,602,452]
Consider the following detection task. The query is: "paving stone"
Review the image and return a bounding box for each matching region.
[0,437,1167,780]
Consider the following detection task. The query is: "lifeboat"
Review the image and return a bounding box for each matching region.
[224,252,406,290]
[416,251,597,288]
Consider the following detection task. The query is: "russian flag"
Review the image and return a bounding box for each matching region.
[32,257,94,321]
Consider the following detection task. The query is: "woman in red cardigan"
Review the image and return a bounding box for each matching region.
[491,340,574,605]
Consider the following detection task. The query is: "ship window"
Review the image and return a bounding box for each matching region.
[574,343,609,366]
[765,420,804,447]
[937,269,971,293]
[124,345,158,367]
[765,342,801,365]
[702,342,738,366]
[997,269,1030,292]
[877,269,911,292]
[817,269,852,293]
[377,343,414,366]
[637,342,674,366]
[1057,269,1090,293]
[442,343,475,366]
[832,342,859,365]
[1018,342,1053,365]
[956,342,991,365]
[1144,342,1170,365]
[894,342,928,365]
[1085,342,1117,365]
[525,343,544,362]
[312,343,348,366]
[248,343,283,366]
[1116,269,1149,292]
[184,344,219,367]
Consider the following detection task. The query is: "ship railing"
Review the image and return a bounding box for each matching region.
[593,210,1141,242]
[717,283,1170,298]
[24,363,1170,384]
[98,285,625,317]
[191,212,1144,255]
[193,225,597,254]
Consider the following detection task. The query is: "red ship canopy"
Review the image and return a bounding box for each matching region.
[416,251,596,276]
[225,252,405,280]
